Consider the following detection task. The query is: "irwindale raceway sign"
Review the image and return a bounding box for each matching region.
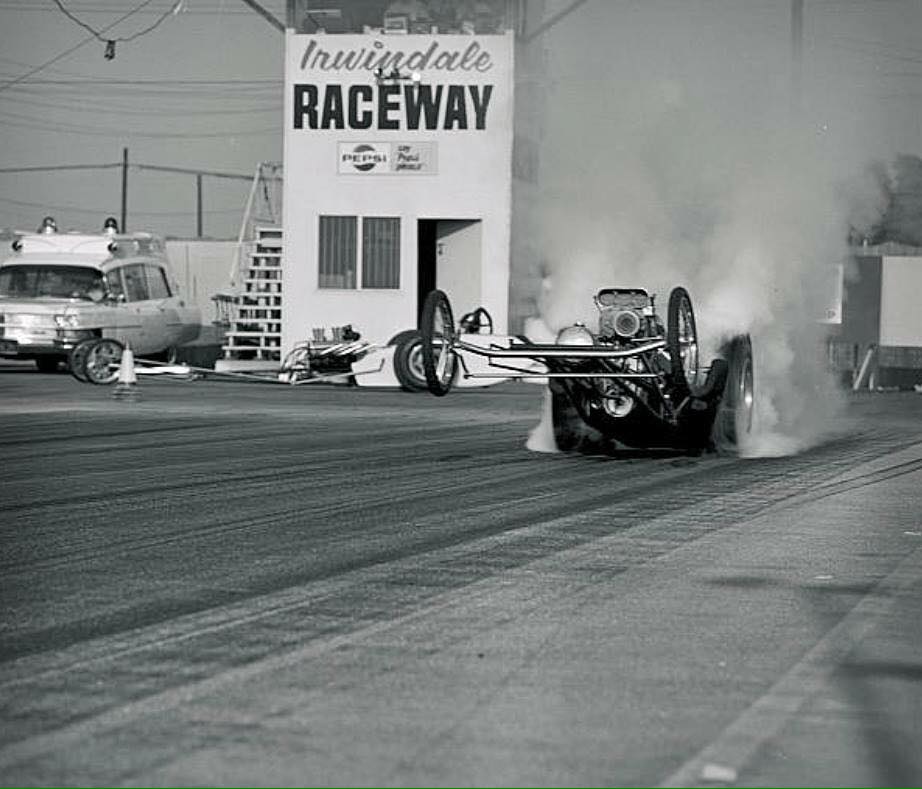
[292,38,496,132]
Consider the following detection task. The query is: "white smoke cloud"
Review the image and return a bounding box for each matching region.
[521,1,895,456]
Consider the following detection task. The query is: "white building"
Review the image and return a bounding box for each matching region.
[281,0,517,349]
[828,244,922,388]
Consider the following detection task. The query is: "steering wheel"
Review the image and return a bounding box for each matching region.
[458,306,494,335]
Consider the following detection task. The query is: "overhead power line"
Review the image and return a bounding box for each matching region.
[0,195,244,217]
[135,163,267,182]
[1,78,280,86]
[55,0,182,59]
[0,0,156,95]
[0,162,121,173]
[0,110,278,138]
[0,76,282,102]
[238,0,284,32]
[52,0,181,44]
[522,0,590,43]
[0,0,285,13]
[4,94,280,118]
[0,161,264,180]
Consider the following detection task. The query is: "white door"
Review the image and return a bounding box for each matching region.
[120,263,165,355]
[146,264,200,347]
[435,220,482,316]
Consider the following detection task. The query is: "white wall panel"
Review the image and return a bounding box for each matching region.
[879,256,922,346]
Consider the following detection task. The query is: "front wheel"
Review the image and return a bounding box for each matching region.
[82,338,123,385]
[419,289,458,397]
[666,286,699,397]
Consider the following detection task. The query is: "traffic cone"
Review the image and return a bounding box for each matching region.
[112,343,139,400]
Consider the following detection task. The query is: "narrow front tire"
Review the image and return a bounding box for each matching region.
[419,289,458,397]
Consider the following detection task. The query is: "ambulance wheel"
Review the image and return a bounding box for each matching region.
[83,338,123,385]
[68,338,98,383]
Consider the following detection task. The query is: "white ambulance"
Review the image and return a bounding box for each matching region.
[0,217,200,382]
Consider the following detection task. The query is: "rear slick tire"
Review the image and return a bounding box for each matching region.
[551,387,582,451]
[392,332,428,392]
[713,334,754,452]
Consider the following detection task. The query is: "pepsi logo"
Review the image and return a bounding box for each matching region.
[342,144,388,172]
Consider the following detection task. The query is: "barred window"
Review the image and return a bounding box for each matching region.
[318,215,357,289]
[318,215,400,290]
[362,217,400,289]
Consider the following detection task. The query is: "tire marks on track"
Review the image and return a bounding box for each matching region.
[2,434,920,763]
[0,424,520,515]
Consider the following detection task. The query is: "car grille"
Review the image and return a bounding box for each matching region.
[0,313,58,344]
[4,313,52,328]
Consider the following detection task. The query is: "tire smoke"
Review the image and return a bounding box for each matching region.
[519,2,896,457]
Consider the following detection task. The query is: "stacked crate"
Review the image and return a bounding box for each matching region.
[221,227,282,361]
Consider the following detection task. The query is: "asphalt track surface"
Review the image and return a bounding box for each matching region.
[1,363,921,786]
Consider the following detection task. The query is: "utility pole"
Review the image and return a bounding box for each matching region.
[120,147,128,232]
[791,0,803,116]
[196,172,203,238]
